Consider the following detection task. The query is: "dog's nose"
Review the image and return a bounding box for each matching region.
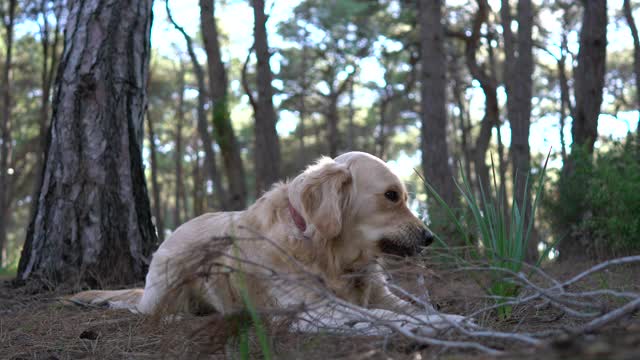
[421,228,434,247]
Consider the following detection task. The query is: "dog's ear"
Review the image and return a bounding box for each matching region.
[299,158,352,240]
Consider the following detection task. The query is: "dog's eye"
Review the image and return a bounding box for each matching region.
[384,190,399,203]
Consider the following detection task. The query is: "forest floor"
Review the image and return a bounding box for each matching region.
[1,258,639,360]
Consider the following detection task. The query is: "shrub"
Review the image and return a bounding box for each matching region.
[544,135,640,257]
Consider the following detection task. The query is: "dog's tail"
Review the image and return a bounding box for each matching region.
[65,289,144,312]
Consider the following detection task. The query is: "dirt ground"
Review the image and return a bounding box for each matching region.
[1,259,639,360]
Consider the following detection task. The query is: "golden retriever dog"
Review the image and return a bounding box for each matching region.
[70,151,466,335]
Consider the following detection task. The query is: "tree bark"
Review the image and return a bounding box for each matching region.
[166,1,227,210]
[0,0,16,267]
[623,0,640,135]
[17,0,157,287]
[250,0,281,195]
[571,0,607,157]
[200,0,247,210]
[501,0,535,260]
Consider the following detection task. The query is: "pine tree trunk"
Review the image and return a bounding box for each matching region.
[559,0,607,259]
[200,0,247,210]
[251,0,281,195]
[501,0,535,260]
[419,0,457,209]
[571,0,607,157]
[17,0,157,287]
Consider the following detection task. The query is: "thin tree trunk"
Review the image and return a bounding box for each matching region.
[557,39,571,163]
[323,67,355,158]
[327,94,340,158]
[28,0,62,245]
[200,0,247,210]
[251,0,281,195]
[146,113,164,242]
[166,1,227,210]
[192,135,204,216]
[623,0,640,134]
[296,29,310,168]
[347,79,355,150]
[453,0,500,199]
[452,58,472,180]
[376,94,390,159]
[17,0,157,287]
[174,62,185,227]
[0,0,16,267]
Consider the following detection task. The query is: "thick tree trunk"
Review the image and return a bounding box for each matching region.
[623,0,640,134]
[559,0,607,260]
[571,0,607,157]
[17,0,157,287]
[146,113,164,243]
[0,0,16,267]
[420,0,458,234]
[419,0,449,173]
[501,0,536,260]
[166,1,227,210]
[200,0,247,210]
[251,0,281,195]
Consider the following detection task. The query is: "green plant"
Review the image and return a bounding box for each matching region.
[0,257,18,278]
[423,154,550,320]
[544,135,640,257]
[586,138,640,254]
[232,243,272,360]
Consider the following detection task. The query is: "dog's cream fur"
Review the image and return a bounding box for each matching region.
[70,152,465,335]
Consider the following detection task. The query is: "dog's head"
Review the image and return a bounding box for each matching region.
[288,152,433,265]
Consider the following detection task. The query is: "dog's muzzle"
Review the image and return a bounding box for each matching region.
[378,227,434,257]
